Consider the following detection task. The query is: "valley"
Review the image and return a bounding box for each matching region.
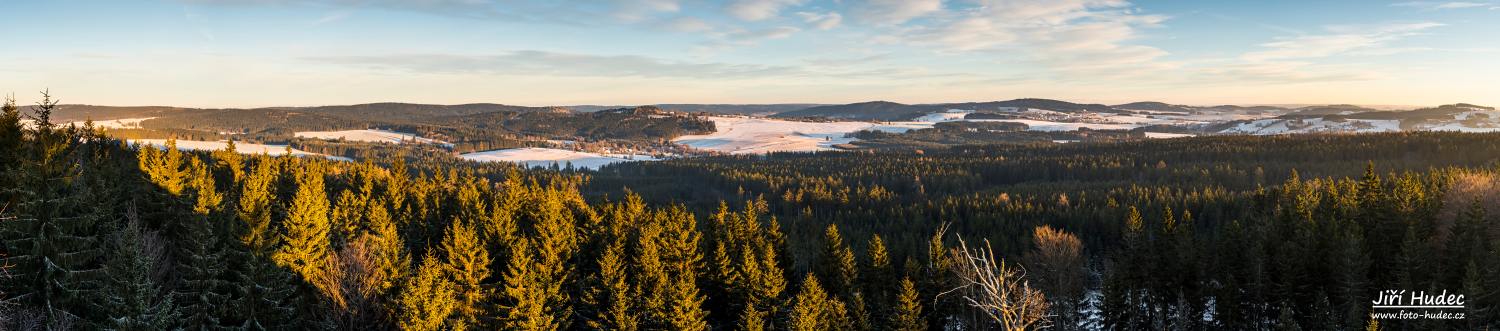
[47,99,1493,169]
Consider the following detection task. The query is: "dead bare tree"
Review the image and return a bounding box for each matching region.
[945,236,1052,330]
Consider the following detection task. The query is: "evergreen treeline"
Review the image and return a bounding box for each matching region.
[2,92,1498,330]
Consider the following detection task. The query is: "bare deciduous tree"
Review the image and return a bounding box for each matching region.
[945,236,1052,330]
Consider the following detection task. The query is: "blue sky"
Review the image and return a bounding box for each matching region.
[1,0,1496,107]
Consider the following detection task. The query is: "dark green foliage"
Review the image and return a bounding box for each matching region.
[97,215,178,331]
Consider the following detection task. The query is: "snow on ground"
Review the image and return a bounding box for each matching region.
[1221,118,1401,135]
[21,117,156,129]
[295,129,451,146]
[674,116,929,154]
[459,147,657,170]
[966,119,1142,132]
[130,139,350,161]
[912,109,974,122]
[1144,132,1196,138]
[68,117,155,129]
[1428,123,1500,133]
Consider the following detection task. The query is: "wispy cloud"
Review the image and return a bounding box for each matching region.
[1391,1,1491,10]
[310,10,352,25]
[886,0,1172,77]
[305,51,804,79]
[725,0,805,21]
[796,11,842,30]
[1243,22,1443,61]
[849,0,942,25]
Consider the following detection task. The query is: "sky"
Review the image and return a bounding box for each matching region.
[1,0,1497,108]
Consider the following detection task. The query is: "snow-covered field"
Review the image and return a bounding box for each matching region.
[674,116,930,154]
[458,148,657,170]
[1143,132,1196,138]
[1221,118,1401,135]
[130,139,350,161]
[69,117,154,129]
[20,117,155,129]
[295,129,450,146]
[912,109,974,122]
[966,119,1142,132]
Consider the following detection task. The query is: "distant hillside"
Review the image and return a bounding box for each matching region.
[1287,104,1383,116]
[1207,105,1290,113]
[1114,102,1196,113]
[36,105,203,122]
[775,98,1118,121]
[945,99,1117,113]
[42,102,558,124]
[567,104,824,116]
[293,103,562,122]
[774,101,941,121]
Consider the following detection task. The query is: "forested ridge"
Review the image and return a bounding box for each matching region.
[2,93,1498,330]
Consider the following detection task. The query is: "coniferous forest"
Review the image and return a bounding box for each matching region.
[3,94,1500,331]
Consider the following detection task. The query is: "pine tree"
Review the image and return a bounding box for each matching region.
[441,219,491,328]
[0,95,22,188]
[398,254,459,331]
[230,250,299,331]
[817,223,858,298]
[211,139,245,184]
[272,165,335,298]
[787,275,849,331]
[98,217,179,331]
[186,157,223,215]
[864,233,894,326]
[583,235,637,330]
[361,197,410,297]
[499,238,558,330]
[737,305,767,331]
[237,158,277,252]
[173,217,230,329]
[0,91,103,327]
[138,139,187,196]
[891,278,926,331]
[659,207,710,330]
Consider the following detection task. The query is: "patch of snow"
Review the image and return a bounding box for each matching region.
[21,117,156,129]
[1429,123,1500,132]
[674,116,929,154]
[295,129,451,146]
[912,109,975,122]
[69,117,155,129]
[130,139,350,161]
[458,147,657,170]
[967,119,1141,132]
[1144,132,1195,138]
[1222,118,1400,135]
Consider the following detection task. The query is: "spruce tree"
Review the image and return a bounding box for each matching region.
[440,219,491,328]
[230,250,299,331]
[237,158,277,252]
[98,217,179,331]
[361,197,410,297]
[582,235,637,330]
[272,164,335,297]
[787,275,849,331]
[173,217,230,330]
[737,305,767,331]
[498,238,558,330]
[816,223,858,298]
[659,207,709,330]
[398,254,459,331]
[0,96,22,191]
[891,277,926,331]
[0,91,103,327]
